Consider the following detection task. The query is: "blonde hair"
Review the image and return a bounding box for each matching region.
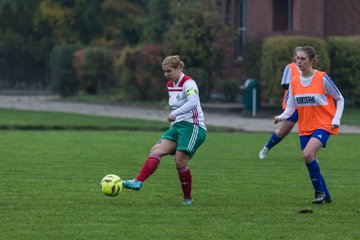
[162,55,185,70]
[293,46,302,57]
[292,46,302,62]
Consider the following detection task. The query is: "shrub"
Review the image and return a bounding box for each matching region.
[114,44,166,101]
[218,79,239,102]
[260,36,329,104]
[74,47,115,95]
[243,39,263,80]
[328,36,360,107]
[50,44,83,97]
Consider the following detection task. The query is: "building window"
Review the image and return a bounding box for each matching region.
[225,0,232,25]
[235,0,246,59]
[273,0,293,31]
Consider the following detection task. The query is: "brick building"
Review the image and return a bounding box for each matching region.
[219,0,360,83]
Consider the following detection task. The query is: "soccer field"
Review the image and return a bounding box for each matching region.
[1,129,359,239]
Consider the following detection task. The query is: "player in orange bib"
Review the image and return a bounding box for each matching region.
[275,46,344,204]
[259,47,301,159]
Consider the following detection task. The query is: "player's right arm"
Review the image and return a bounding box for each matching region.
[281,65,292,90]
[275,83,296,123]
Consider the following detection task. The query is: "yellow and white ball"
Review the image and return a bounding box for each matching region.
[100,174,123,197]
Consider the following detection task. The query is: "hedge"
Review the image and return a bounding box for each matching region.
[114,44,166,101]
[328,36,360,107]
[50,44,83,97]
[74,47,115,95]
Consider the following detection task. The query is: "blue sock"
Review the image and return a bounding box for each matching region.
[265,133,282,150]
[320,174,331,200]
[305,160,324,193]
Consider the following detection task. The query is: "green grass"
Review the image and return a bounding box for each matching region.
[0,108,233,132]
[0,108,169,131]
[341,107,360,126]
[0,109,359,239]
[1,107,359,130]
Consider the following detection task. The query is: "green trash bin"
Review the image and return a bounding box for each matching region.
[242,79,260,116]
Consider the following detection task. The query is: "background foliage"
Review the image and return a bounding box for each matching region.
[49,44,82,97]
[328,36,360,106]
[0,0,226,102]
[114,44,166,101]
[78,47,115,95]
[0,1,359,106]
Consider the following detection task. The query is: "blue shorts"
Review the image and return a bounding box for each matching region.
[285,110,298,122]
[299,129,331,150]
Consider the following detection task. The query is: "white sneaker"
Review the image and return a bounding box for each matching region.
[259,146,269,160]
[182,198,192,206]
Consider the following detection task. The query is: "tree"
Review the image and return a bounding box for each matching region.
[0,0,151,90]
[163,0,230,99]
[143,0,172,44]
[101,0,148,47]
[0,0,49,87]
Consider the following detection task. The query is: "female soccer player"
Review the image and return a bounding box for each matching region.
[259,47,301,159]
[274,46,344,204]
[122,55,207,205]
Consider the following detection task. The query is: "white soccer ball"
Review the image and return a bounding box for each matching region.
[100,174,123,197]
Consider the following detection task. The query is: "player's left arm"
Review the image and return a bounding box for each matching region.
[323,74,344,128]
[170,81,199,119]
